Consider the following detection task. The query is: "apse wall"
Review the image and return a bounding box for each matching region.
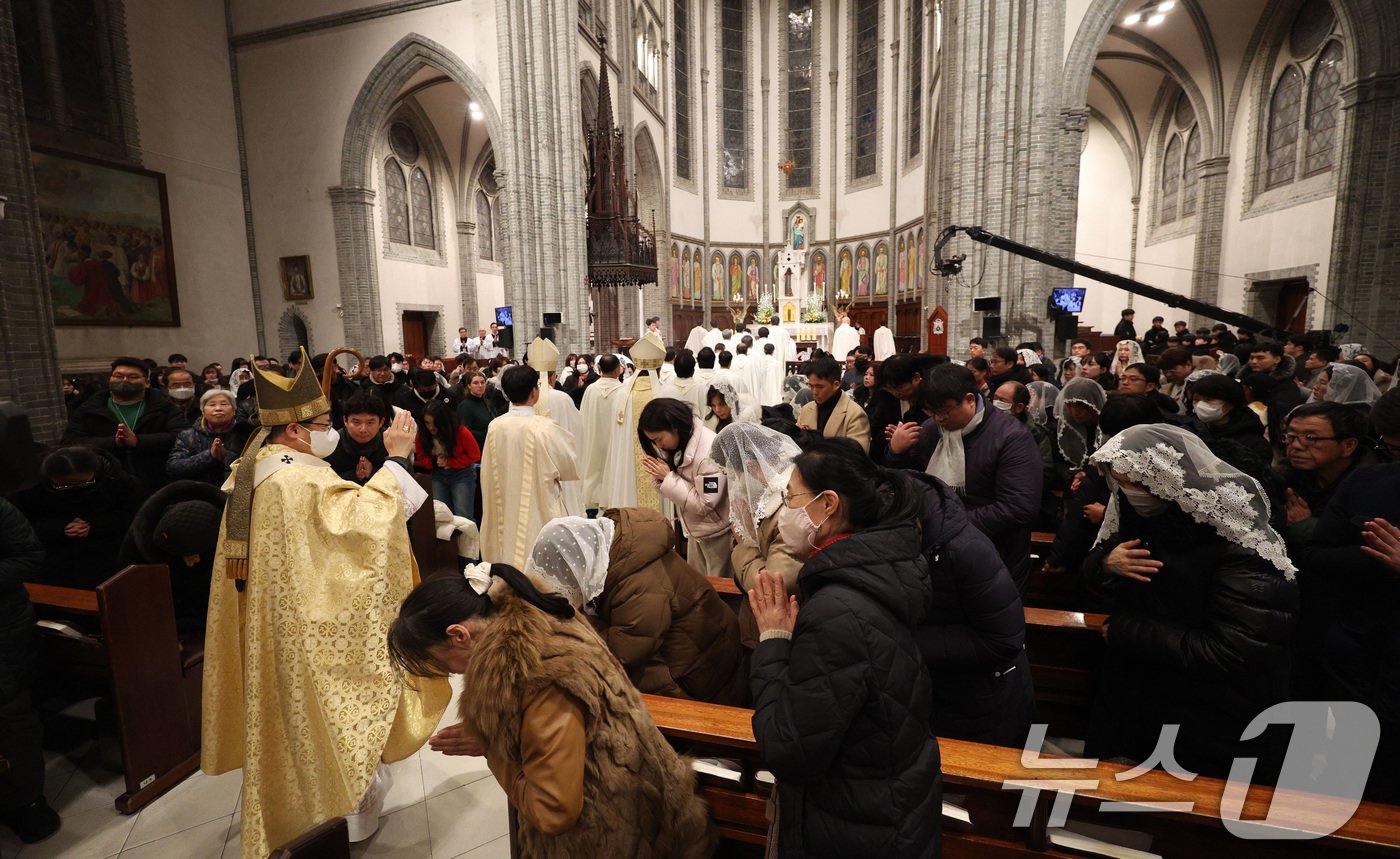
[52,0,256,371]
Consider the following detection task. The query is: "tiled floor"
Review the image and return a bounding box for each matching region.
[0,678,508,859]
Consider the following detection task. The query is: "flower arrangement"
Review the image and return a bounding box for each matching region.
[754,295,777,324]
[801,294,827,323]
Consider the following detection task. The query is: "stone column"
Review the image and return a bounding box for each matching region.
[0,0,66,441]
[495,0,589,356]
[1326,72,1400,344]
[456,220,479,332]
[1189,155,1230,314]
[933,0,1067,350]
[328,185,383,353]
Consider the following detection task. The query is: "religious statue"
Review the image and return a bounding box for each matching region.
[792,214,805,251]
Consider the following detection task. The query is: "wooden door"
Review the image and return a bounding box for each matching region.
[402,312,428,359]
[1275,280,1310,334]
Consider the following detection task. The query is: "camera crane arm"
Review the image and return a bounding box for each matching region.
[933,225,1284,339]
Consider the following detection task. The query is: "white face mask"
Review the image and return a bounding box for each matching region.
[308,426,340,458]
[992,399,1013,412]
[1119,483,1171,517]
[168,387,196,401]
[776,496,827,556]
[577,363,589,373]
[1194,401,1226,424]
[391,363,404,374]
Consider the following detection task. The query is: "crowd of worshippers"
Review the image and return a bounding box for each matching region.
[6,314,1400,854]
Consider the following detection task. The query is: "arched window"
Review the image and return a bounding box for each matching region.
[384,121,437,249]
[1180,127,1202,217]
[673,0,693,180]
[851,0,880,179]
[784,0,814,189]
[1265,67,1304,189]
[1304,41,1343,176]
[384,158,411,244]
[719,0,749,190]
[1160,135,1182,224]
[908,1,924,159]
[476,190,494,260]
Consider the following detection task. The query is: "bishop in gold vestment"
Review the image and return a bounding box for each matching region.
[201,351,448,858]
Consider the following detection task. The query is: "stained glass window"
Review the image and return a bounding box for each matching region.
[410,168,435,249]
[1266,67,1303,189]
[476,190,494,260]
[1180,128,1201,217]
[720,0,748,190]
[908,2,924,159]
[384,159,410,244]
[674,0,692,180]
[852,0,880,178]
[1304,41,1343,176]
[1160,136,1182,224]
[785,0,814,189]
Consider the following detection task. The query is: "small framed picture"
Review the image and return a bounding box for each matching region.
[280,255,313,301]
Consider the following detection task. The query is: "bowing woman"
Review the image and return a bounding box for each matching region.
[387,563,715,859]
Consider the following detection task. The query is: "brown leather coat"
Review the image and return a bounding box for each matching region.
[601,508,749,706]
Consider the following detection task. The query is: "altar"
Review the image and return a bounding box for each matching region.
[752,207,833,357]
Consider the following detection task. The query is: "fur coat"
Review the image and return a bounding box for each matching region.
[460,578,717,859]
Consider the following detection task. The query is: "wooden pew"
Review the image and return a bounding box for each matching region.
[25,564,202,814]
[706,577,1104,739]
[271,817,350,859]
[407,473,466,579]
[638,695,1400,858]
[1026,530,1089,611]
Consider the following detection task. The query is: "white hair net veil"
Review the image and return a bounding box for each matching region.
[1017,348,1040,369]
[525,516,616,609]
[707,423,801,546]
[1321,362,1382,406]
[1216,353,1242,377]
[1109,340,1146,376]
[1059,356,1081,384]
[706,378,760,424]
[781,375,808,405]
[1338,343,1364,361]
[1055,377,1108,468]
[1027,381,1059,426]
[1089,424,1295,579]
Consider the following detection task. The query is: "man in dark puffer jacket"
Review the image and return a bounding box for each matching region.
[750,439,940,858]
[906,471,1034,747]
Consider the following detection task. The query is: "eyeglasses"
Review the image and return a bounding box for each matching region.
[1119,374,1146,384]
[930,398,972,421]
[109,372,145,382]
[52,479,97,491]
[302,421,333,431]
[1283,432,1340,447]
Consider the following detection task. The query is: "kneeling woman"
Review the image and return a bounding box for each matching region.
[388,565,715,858]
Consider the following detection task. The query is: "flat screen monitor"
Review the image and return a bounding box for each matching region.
[1049,287,1086,314]
[495,306,513,327]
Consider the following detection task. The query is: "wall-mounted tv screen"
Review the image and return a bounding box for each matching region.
[1049,287,1086,314]
[495,306,513,327]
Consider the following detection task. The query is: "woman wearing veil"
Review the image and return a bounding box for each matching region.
[1041,378,1110,582]
[709,423,806,647]
[703,379,761,432]
[1082,424,1298,779]
[527,514,747,705]
[1108,340,1145,378]
[1027,380,1059,427]
[1310,362,1383,412]
[1059,356,1081,386]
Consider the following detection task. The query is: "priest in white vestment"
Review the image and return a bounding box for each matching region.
[831,315,862,361]
[873,323,897,361]
[654,351,711,419]
[744,343,786,407]
[480,365,580,569]
[702,324,725,350]
[598,331,667,512]
[684,325,708,354]
[527,335,584,516]
[578,356,629,512]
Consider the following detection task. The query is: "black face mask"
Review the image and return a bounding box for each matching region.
[110,381,145,398]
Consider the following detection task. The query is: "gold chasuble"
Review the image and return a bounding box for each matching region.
[629,331,667,512]
[202,352,448,859]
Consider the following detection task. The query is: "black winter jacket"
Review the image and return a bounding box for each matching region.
[62,389,189,496]
[751,516,941,858]
[0,497,44,700]
[1083,506,1297,779]
[907,472,1033,747]
[117,480,226,632]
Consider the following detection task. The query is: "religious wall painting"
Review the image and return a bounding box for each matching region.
[895,236,906,294]
[772,253,781,295]
[711,251,725,300]
[916,228,926,294]
[812,250,827,298]
[905,232,916,293]
[746,252,760,301]
[670,244,681,298]
[681,248,691,300]
[280,255,313,301]
[791,212,806,251]
[729,252,743,302]
[33,148,181,326]
[873,242,888,297]
[694,252,704,302]
[855,244,871,297]
[838,247,853,298]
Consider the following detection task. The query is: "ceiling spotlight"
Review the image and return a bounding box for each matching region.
[1159,0,1176,10]
[1147,13,1166,25]
[468,101,481,111]
[1124,12,1142,25]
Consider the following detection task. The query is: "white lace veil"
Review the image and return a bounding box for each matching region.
[524,516,616,608]
[1060,356,1081,384]
[1089,424,1295,579]
[1017,348,1040,369]
[1055,377,1108,468]
[1217,353,1242,377]
[1028,381,1059,426]
[1109,340,1145,376]
[781,374,808,405]
[1321,362,1382,406]
[1338,343,1364,361]
[708,423,801,546]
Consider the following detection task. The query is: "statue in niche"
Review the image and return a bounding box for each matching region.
[812,252,827,296]
[712,252,724,300]
[784,270,793,298]
[856,246,870,297]
[729,255,742,301]
[693,258,703,301]
[792,214,806,251]
[839,249,852,297]
[747,256,760,300]
[875,243,888,297]
[681,250,691,299]
[670,246,680,297]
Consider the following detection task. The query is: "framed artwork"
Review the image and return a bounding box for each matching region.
[916,228,926,293]
[895,237,905,293]
[693,254,703,303]
[746,252,760,301]
[856,245,870,297]
[280,255,314,301]
[681,249,691,300]
[711,251,725,300]
[729,252,743,302]
[875,242,889,297]
[33,147,181,326]
[839,248,852,297]
[670,244,680,298]
[812,250,827,296]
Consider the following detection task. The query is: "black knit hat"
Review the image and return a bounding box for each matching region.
[153,500,223,557]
